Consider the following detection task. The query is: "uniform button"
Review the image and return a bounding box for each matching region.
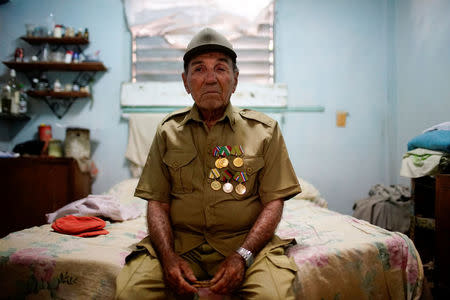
[173,162,179,168]
[241,111,246,115]
[247,167,253,172]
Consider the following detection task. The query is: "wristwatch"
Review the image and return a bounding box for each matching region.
[236,247,254,268]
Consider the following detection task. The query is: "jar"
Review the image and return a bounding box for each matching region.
[64,50,73,64]
[65,127,90,159]
[53,79,62,92]
[53,25,63,38]
[48,139,63,157]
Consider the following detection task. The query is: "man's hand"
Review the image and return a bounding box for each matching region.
[209,252,245,294]
[161,252,198,295]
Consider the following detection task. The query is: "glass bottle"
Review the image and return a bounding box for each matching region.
[18,84,28,114]
[8,69,20,114]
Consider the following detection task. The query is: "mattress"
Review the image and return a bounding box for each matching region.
[0,198,423,299]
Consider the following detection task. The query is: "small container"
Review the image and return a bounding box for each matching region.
[65,27,75,37]
[65,127,90,159]
[38,124,52,142]
[53,79,62,92]
[64,50,73,63]
[64,83,73,91]
[72,52,80,63]
[25,24,36,37]
[53,24,63,38]
[72,83,80,91]
[14,48,24,62]
[38,123,52,155]
[48,139,63,157]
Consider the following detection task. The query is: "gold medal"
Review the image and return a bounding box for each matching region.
[235,183,246,195]
[223,182,233,193]
[220,157,229,168]
[233,157,244,167]
[215,158,223,169]
[211,180,221,191]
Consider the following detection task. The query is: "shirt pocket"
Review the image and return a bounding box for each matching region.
[231,155,265,200]
[163,150,197,194]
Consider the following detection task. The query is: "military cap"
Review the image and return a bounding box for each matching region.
[183,28,237,64]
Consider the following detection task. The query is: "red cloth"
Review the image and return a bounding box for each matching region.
[51,215,109,237]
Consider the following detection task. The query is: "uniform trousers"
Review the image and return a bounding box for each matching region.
[115,235,298,300]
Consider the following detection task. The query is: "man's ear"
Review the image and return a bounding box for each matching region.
[182,73,191,94]
[232,71,239,93]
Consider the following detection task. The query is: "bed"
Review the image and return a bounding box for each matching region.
[0,177,424,300]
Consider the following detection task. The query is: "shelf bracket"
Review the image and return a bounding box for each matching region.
[43,97,77,119]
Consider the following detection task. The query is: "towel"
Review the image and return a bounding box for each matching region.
[46,194,142,223]
[125,113,166,177]
[51,215,109,237]
[407,130,450,152]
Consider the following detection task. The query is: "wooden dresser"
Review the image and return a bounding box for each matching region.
[410,174,450,297]
[0,156,91,238]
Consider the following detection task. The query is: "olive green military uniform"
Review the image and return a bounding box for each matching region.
[116,103,301,299]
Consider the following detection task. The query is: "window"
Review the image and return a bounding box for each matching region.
[123,0,275,83]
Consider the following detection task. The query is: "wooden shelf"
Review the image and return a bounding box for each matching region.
[21,36,89,45]
[0,113,30,121]
[2,61,107,72]
[27,90,90,98]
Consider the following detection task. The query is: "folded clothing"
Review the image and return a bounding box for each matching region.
[51,215,109,237]
[46,194,142,223]
[400,148,443,178]
[407,130,450,152]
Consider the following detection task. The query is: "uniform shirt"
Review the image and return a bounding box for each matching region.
[135,103,301,256]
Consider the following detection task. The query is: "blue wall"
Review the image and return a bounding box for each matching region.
[1,0,449,215]
[394,0,450,186]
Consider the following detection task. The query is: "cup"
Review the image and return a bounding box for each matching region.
[25,24,36,37]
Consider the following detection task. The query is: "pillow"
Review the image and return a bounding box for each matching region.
[106,178,146,211]
[293,177,328,208]
[407,130,450,152]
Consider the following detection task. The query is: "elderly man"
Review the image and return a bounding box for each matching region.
[116,28,301,299]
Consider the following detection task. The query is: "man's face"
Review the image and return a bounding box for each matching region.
[182,52,238,112]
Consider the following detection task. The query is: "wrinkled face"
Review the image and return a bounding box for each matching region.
[182,52,238,112]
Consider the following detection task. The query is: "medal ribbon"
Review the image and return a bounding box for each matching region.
[220,169,233,182]
[230,145,243,156]
[233,172,248,183]
[219,146,231,156]
[213,146,221,157]
[209,168,220,179]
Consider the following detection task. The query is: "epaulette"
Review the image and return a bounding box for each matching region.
[161,106,192,124]
[238,109,275,127]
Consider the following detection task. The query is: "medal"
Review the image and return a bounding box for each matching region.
[233,157,243,167]
[211,180,221,190]
[220,157,229,168]
[215,158,223,169]
[231,145,244,167]
[209,168,221,191]
[223,182,233,193]
[233,171,248,195]
[235,183,246,195]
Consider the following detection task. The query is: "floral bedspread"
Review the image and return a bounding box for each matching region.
[0,200,423,299]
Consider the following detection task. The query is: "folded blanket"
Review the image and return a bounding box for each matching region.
[400,148,443,178]
[46,194,142,223]
[51,215,109,237]
[407,130,450,152]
